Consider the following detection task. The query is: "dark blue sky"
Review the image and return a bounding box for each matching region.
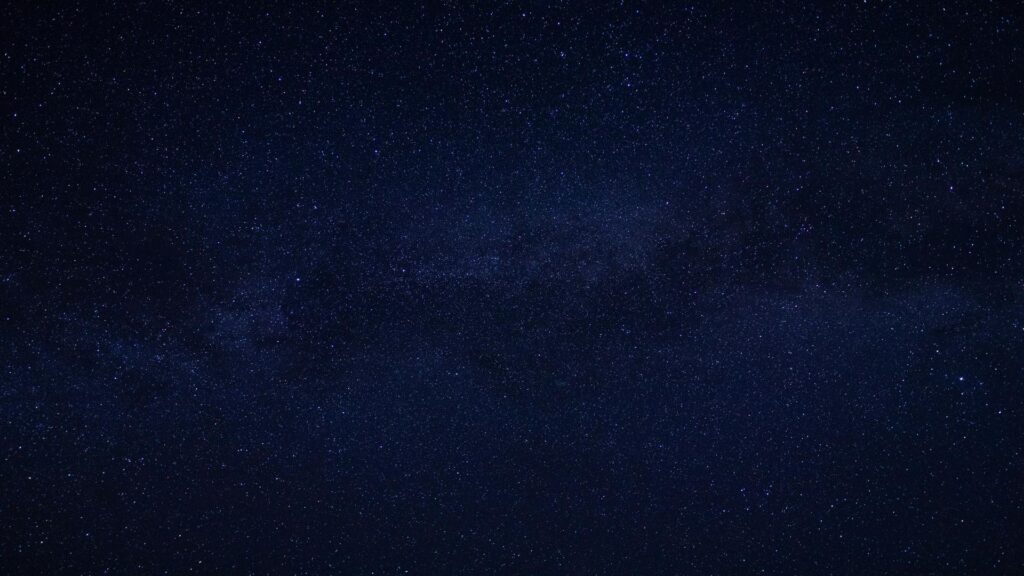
[2,1,1023,573]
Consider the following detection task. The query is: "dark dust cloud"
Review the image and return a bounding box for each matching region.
[2,2,1024,574]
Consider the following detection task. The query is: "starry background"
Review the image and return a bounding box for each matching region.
[2,1,1024,574]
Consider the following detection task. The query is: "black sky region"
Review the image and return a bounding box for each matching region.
[2,1,1024,574]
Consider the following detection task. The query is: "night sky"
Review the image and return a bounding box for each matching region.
[2,2,1024,574]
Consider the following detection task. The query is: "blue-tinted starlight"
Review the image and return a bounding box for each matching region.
[2,2,1023,574]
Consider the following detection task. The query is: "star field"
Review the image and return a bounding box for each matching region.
[2,1,1024,574]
